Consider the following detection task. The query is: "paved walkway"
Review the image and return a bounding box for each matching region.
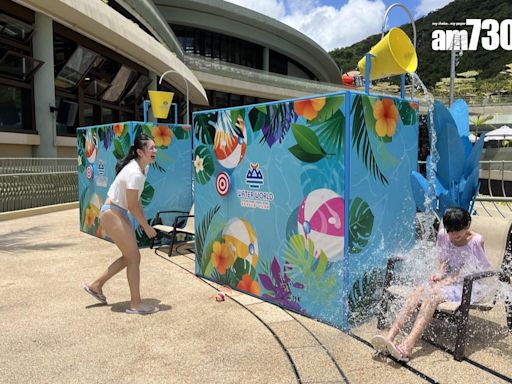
[0,209,511,383]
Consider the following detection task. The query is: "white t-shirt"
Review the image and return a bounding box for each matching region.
[107,159,149,210]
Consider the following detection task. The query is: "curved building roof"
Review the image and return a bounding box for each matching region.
[154,0,341,84]
[13,0,209,105]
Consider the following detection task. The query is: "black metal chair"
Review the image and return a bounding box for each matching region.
[377,215,512,361]
[149,205,194,257]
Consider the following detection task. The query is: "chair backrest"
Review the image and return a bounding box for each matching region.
[470,216,512,271]
[190,203,194,216]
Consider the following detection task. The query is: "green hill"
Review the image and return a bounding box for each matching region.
[329,0,512,89]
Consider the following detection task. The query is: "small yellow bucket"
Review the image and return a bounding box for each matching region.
[357,27,417,80]
[148,90,174,119]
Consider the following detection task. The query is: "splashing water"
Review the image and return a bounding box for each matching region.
[382,73,512,332]
[409,72,439,243]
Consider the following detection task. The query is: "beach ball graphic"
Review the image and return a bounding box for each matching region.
[213,111,247,169]
[222,218,258,267]
[89,193,103,215]
[85,131,98,164]
[297,188,345,261]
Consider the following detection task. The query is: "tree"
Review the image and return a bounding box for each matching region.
[469,114,494,137]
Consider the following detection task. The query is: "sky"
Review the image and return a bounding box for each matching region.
[225,0,455,51]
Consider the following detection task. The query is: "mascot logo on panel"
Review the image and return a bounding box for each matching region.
[214,111,247,169]
[298,188,345,262]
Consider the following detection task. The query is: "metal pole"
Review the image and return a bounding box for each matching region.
[449,37,456,106]
[158,70,190,125]
[381,3,416,98]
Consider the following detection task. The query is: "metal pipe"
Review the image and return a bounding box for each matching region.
[381,3,416,98]
[158,70,190,126]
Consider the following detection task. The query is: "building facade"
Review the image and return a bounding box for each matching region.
[0,0,343,158]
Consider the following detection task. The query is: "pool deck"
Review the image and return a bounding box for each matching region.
[1,208,511,384]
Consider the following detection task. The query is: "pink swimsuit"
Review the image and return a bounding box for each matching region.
[435,229,491,302]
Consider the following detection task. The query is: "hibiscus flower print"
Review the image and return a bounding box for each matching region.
[294,97,326,121]
[373,98,398,138]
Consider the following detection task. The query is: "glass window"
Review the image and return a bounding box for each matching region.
[83,103,99,127]
[55,46,97,89]
[83,79,109,99]
[0,84,31,131]
[0,13,33,43]
[0,49,42,81]
[101,107,114,124]
[102,64,136,103]
[119,110,134,122]
[122,74,150,105]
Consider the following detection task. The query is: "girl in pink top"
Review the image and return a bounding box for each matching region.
[371,207,490,361]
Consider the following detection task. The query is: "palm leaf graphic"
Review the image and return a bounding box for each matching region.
[351,95,388,185]
[196,204,221,274]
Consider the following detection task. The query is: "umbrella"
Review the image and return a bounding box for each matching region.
[484,125,512,142]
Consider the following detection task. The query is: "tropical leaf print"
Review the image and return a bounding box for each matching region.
[397,100,418,126]
[248,105,267,133]
[284,234,336,302]
[248,103,293,147]
[194,112,217,144]
[196,205,221,274]
[98,125,113,151]
[140,181,154,207]
[113,133,130,160]
[309,95,344,125]
[135,221,152,248]
[258,257,303,312]
[288,123,327,163]
[314,110,345,160]
[348,197,374,254]
[173,125,190,140]
[193,145,214,185]
[211,268,239,288]
[348,269,384,325]
[351,95,388,185]
[260,103,294,147]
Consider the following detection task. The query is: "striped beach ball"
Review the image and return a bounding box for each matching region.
[213,111,247,169]
[297,188,345,261]
[85,131,97,164]
[222,218,258,267]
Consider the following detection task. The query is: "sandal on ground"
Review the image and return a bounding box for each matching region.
[386,342,410,363]
[81,283,107,304]
[126,306,159,315]
[370,335,390,355]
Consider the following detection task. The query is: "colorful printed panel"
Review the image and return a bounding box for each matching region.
[194,95,347,328]
[194,91,419,330]
[77,122,192,248]
[347,94,418,326]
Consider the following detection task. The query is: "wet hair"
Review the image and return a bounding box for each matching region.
[115,133,152,175]
[442,207,471,232]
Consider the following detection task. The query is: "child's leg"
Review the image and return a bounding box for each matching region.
[399,293,444,356]
[386,286,425,341]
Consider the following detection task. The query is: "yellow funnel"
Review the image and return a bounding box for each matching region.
[357,27,417,80]
[148,90,174,119]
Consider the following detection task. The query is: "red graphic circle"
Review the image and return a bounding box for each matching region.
[216,172,230,196]
[86,165,93,180]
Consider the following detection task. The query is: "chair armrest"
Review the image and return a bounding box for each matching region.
[462,270,500,285]
[172,214,195,228]
[383,256,404,290]
[459,270,501,313]
[154,210,190,225]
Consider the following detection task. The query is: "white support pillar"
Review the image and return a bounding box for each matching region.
[263,47,269,72]
[32,13,57,157]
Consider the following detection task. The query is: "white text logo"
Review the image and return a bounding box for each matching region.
[432,19,512,51]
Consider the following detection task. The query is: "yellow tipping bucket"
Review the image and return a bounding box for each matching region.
[357,27,417,80]
[148,90,174,119]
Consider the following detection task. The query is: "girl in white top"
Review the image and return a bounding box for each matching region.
[82,133,159,315]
